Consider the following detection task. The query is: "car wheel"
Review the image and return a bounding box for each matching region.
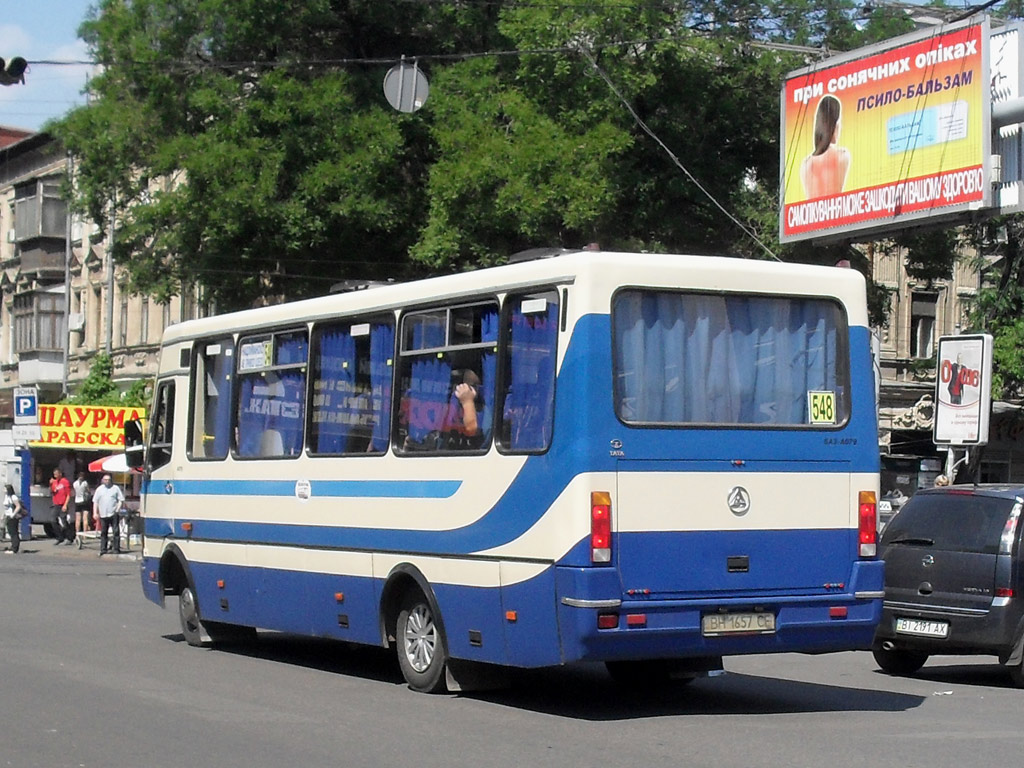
[204,620,257,646]
[178,586,205,647]
[396,592,448,693]
[872,647,928,676]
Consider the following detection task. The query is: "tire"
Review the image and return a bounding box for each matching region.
[396,592,448,693]
[204,621,257,646]
[605,660,694,687]
[179,586,205,647]
[873,647,928,676]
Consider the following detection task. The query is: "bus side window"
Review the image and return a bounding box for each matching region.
[235,330,308,459]
[396,302,497,454]
[150,381,175,471]
[190,338,233,459]
[498,291,558,453]
[309,318,394,455]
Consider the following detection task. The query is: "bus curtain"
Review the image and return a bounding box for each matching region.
[312,323,395,453]
[503,301,557,450]
[613,293,838,425]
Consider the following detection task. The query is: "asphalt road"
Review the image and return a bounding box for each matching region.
[1,542,1023,768]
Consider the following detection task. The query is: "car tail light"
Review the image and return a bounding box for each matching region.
[996,588,1015,598]
[591,491,612,564]
[999,502,1022,556]
[859,491,877,558]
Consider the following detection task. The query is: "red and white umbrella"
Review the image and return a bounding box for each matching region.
[87,453,132,473]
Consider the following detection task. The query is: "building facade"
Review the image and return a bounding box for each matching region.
[0,131,205,498]
[872,242,1024,494]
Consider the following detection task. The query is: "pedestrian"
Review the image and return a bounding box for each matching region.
[92,474,124,556]
[73,471,93,535]
[3,483,24,553]
[49,467,74,545]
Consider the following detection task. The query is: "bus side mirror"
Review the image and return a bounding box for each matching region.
[124,419,145,472]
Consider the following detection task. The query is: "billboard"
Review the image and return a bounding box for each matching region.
[29,404,147,449]
[780,19,991,243]
[933,334,992,446]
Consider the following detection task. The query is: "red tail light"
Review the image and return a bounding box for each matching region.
[996,588,1014,598]
[859,490,877,558]
[591,491,612,564]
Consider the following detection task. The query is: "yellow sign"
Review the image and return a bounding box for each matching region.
[808,392,837,425]
[29,404,147,449]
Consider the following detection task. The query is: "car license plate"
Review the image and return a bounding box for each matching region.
[702,611,776,636]
[894,617,949,638]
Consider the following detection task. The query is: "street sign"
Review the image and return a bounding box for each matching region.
[13,387,38,425]
[934,334,993,446]
[12,424,41,441]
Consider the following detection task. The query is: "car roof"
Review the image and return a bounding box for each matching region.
[913,484,1024,501]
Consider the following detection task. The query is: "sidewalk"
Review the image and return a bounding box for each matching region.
[2,528,141,561]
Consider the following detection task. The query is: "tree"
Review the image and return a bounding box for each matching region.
[56,1,900,310]
[66,352,152,407]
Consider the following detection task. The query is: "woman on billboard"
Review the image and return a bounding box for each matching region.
[800,94,851,199]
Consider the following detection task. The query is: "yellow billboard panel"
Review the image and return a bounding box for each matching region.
[30,404,147,450]
[780,20,990,243]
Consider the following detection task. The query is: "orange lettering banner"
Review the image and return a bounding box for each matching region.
[29,405,147,449]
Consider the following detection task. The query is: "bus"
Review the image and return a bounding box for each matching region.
[132,250,884,692]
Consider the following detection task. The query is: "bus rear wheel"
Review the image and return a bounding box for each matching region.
[396,592,448,693]
[178,586,204,647]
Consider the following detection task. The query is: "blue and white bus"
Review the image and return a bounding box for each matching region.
[134,250,884,692]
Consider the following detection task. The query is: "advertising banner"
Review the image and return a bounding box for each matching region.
[781,20,990,243]
[933,334,992,446]
[29,404,147,449]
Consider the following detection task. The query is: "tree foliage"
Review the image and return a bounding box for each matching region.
[65,352,151,407]
[57,0,1024,403]
[54,0,905,311]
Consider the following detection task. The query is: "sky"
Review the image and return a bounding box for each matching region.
[0,0,94,132]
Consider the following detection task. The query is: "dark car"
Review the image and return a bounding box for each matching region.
[872,484,1024,686]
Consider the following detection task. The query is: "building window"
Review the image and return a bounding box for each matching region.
[119,293,128,347]
[910,292,937,359]
[140,297,149,345]
[13,290,65,352]
[14,178,67,241]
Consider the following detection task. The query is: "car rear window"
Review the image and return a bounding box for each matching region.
[881,493,1017,555]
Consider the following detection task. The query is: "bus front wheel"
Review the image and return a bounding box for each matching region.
[396,592,448,693]
[179,586,204,647]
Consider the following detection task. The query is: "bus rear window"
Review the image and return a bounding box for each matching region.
[612,290,849,427]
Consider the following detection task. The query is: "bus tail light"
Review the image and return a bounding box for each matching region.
[859,491,877,558]
[591,491,612,564]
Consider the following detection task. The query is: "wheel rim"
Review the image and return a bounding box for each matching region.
[402,604,436,673]
[180,588,200,636]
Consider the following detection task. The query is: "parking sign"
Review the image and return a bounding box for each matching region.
[13,387,38,425]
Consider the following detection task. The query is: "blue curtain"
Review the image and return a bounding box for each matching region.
[614,292,839,425]
[369,322,395,451]
[312,327,357,453]
[405,357,452,444]
[478,308,498,441]
[503,299,558,450]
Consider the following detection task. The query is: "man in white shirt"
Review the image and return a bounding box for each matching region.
[92,474,125,556]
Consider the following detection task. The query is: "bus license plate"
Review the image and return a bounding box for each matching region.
[702,612,776,636]
[894,617,949,638]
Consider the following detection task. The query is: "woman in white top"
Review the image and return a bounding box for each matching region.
[73,472,92,535]
[3,483,24,553]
